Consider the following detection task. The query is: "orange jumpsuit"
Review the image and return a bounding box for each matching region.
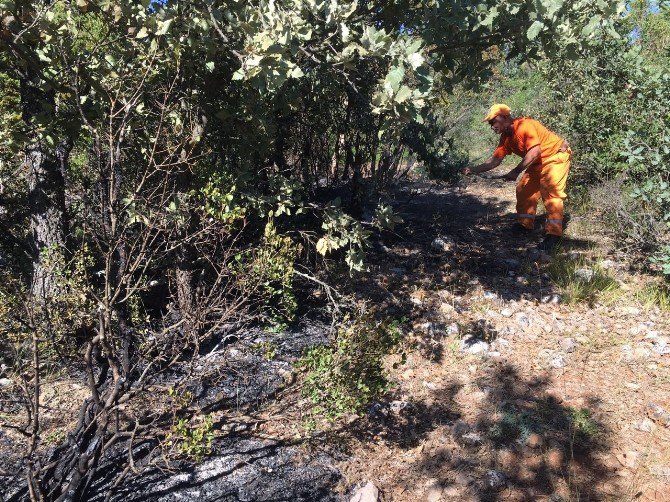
[493,117,571,237]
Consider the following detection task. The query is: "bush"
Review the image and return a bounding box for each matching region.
[298,313,405,419]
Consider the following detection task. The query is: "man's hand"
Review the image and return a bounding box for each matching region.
[502,168,519,181]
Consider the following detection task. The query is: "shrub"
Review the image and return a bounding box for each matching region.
[298,313,405,419]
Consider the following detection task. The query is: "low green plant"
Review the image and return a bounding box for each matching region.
[547,256,618,305]
[298,314,406,419]
[251,340,278,360]
[235,220,299,327]
[568,407,599,438]
[634,283,670,311]
[167,415,215,462]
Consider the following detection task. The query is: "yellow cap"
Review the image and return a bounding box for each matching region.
[483,103,512,122]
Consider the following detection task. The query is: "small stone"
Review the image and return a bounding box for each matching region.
[432,237,455,252]
[653,338,670,355]
[624,306,641,316]
[543,324,553,333]
[515,313,531,328]
[423,381,438,391]
[650,465,670,478]
[447,323,460,336]
[601,259,616,270]
[637,418,655,433]
[460,339,489,355]
[575,268,595,281]
[485,470,506,490]
[647,402,670,427]
[541,294,561,304]
[390,400,408,414]
[461,432,483,445]
[621,344,634,362]
[559,338,578,353]
[0,378,12,387]
[426,479,443,502]
[483,291,497,300]
[501,308,513,318]
[350,481,379,502]
[550,355,566,369]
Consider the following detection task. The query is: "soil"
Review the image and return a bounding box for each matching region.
[263,176,670,501]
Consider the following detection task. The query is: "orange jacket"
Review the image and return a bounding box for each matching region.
[493,117,565,163]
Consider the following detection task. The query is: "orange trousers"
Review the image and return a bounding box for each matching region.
[516,150,571,236]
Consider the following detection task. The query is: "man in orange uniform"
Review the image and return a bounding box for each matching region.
[463,104,572,251]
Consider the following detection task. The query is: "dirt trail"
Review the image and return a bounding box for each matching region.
[330,177,670,501]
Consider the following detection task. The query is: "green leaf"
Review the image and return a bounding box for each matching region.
[395,85,412,103]
[384,65,405,94]
[527,21,545,40]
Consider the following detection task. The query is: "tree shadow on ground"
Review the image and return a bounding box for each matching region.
[392,363,617,500]
[356,179,598,309]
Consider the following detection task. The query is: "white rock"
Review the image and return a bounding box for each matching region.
[460,339,489,355]
[653,338,670,355]
[485,470,506,490]
[515,312,531,328]
[637,418,656,433]
[601,259,616,269]
[541,294,561,304]
[0,378,12,387]
[501,308,514,318]
[550,355,566,369]
[575,268,595,281]
[483,291,497,300]
[426,479,443,502]
[390,400,408,414]
[560,338,578,353]
[350,481,379,502]
[432,237,455,252]
[447,323,460,336]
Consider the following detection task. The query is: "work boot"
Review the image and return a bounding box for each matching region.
[510,222,532,236]
[537,234,562,252]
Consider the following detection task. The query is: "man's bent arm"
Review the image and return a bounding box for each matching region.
[506,145,541,178]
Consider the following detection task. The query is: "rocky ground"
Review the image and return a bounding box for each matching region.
[2,175,670,501]
[322,176,670,501]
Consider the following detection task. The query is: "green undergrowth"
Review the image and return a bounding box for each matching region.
[547,254,618,305]
[298,313,406,420]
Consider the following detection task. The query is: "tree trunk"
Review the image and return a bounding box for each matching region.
[21,78,68,302]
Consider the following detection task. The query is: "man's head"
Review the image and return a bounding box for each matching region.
[483,103,513,134]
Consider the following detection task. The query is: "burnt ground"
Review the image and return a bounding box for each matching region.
[2,176,670,501]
